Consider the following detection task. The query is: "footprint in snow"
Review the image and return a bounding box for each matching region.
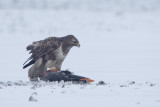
[29,92,38,102]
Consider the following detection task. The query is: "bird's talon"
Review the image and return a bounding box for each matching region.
[51,66,56,72]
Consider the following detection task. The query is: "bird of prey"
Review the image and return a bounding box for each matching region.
[23,35,80,81]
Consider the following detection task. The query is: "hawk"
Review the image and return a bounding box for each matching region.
[23,35,80,81]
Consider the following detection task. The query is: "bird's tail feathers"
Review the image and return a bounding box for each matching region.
[23,57,32,65]
[23,60,35,69]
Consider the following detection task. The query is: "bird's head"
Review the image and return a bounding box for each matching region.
[65,35,80,47]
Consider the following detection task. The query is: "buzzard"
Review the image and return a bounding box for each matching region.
[23,35,80,81]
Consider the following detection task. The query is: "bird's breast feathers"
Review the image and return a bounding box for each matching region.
[54,44,66,60]
[45,45,66,70]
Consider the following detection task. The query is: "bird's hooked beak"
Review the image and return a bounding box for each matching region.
[76,43,80,47]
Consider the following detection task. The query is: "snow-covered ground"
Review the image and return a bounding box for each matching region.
[0,81,160,107]
[0,0,160,107]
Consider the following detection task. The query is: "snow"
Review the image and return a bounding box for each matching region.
[0,81,160,107]
[0,0,160,107]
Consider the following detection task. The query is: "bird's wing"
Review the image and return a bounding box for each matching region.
[23,37,61,68]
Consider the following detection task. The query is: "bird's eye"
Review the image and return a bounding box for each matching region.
[73,41,77,44]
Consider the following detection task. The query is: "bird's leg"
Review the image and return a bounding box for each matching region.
[51,66,56,72]
[80,78,94,83]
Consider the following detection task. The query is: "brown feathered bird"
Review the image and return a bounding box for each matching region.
[23,35,80,81]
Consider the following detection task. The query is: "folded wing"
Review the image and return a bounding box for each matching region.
[23,37,60,69]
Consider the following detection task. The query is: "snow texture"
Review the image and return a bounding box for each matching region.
[0,0,160,107]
